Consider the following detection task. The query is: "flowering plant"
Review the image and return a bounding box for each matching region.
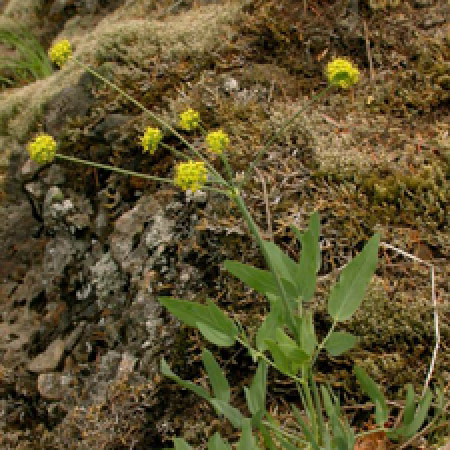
[25,50,438,448]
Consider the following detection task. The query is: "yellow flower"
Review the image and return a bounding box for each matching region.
[179,108,200,131]
[48,39,72,68]
[325,58,360,89]
[174,161,208,192]
[206,129,229,155]
[141,127,162,154]
[27,134,57,164]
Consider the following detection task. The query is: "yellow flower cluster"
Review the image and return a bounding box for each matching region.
[48,39,72,68]
[174,161,208,192]
[206,129,229,155]
[141,127,162,154]
[179,108,200,131]
[325,58,360,89]
[27,134,57,164]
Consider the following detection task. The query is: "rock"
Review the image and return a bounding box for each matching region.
[90,252,126,310]
[144,214,174,250]
[43,165,66,186]
[117,352,137,379]
[37,372,76,401]
[110,195,166,272]
[223,77,239,93]
[42,236,75,292]
[45,82,95,138]
[19,158,41,180]
[28,338,65,373]
[64,322,86,352]
[24,181,44,200]
[93,114,133,142]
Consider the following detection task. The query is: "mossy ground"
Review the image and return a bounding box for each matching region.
[0,0,448,448]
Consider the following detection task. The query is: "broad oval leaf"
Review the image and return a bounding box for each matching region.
[158,297,210,328]
[327,234,380,322]
[324,331,358,357]
[174,438,193,450]
[197,322,235,347]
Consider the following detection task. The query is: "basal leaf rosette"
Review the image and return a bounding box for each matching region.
[141,127,162,154]
[27,134,57,164]
[174,160,208,192]
[206,129,230,155]
[179,108,200,131]
[48,39,72,68]
[325,58,360,89]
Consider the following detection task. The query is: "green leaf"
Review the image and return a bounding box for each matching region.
[224,261,279,296]
[265,333,308,376]
[207,433,232,450]
[244,360,267,415]
[160,358,210,401]
[291,404,320,450]
[321,385,336,420]
[197,322,235,347]
[256,294,284,352]
[158,297,210,328]
[174,438,193,450]
[202,349,230,403]
[324,331,358,357]
[389,389,432,440]
[327,234,380,322]
[258,423,277,450]
[205,299,239,340]
[158,298,238,347]
[262,241,299,286]
[209,399,244,429]
[298,312,317,357]
[264,339,292,375]
[275,328,309,368]
[354,366,388,425]
[237,418,259,450]
[244,360,267,426]
[402,384,415,426]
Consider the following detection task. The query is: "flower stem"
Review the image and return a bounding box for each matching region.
[73,58,227,186]
[55,153,175,184]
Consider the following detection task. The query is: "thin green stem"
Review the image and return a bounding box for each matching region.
[238,84,334,188]
[232,189,298,339]
[312,321,337,367]
[160,142,189,160]
[300,372,317,443]
[55,153,175,184]
[73,58,227,186]
[220,153,234,184]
